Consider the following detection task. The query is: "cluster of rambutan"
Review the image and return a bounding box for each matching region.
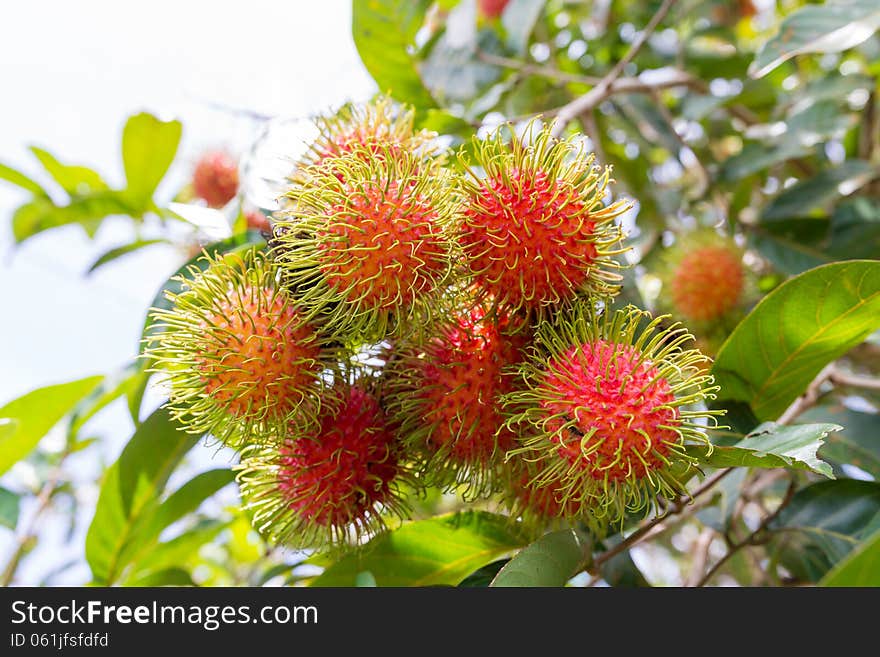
[147,96,722,552]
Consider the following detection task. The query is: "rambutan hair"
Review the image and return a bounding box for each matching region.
[457,120,631,318]
[272,145,460,340]
[145,248,334,446]
[236,375,411,550]
[502,301,721,528]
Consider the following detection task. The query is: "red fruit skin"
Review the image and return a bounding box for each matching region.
[276,387,399,526]
[479,0,509,18]
[197,287,320,419]
[318,179,448,309]
[541,340,679,483]
[462,169,597,310]
[669,245,744,322]
[414,307,528,464]
[193,151,239,208]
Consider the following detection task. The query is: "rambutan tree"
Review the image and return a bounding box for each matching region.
[2,0,880,588]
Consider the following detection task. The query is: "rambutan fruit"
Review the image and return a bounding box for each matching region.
[145,248,332,445]
[503,302,721,528]
[383,295,529,497]
[478,0,509,19]
[659,231,746,324]
[245,208,271,233]
[237,378,410,550]
[499,458,585,532]
[193,150,239,208]
[273,146,459,340]
[458,121,631,318]
[301,95,438,170]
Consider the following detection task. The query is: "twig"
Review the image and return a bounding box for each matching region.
[591,467,734,570]
[684,528,717,587]
[476,50,602,86]
[694,478,797,587]
[776,363,835,425]
[828,367,880,392]
[551,0,678,135]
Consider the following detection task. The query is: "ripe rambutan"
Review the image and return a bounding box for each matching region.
[499,458,586,532]
[145,248,332,445]
[383,295,529,497]
[273,146,458,339]
[478,0,509,19]
[193,150,239,208]
[503,302,721,527]
[245,208,271,233]
[237,379,410,549]
[458,121,631,317]
[301,95,438,170]
[660,232,746,324]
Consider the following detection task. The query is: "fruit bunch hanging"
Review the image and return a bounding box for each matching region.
[146,96,723,552]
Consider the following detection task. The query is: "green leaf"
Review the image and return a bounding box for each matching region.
[118,468,235,570]
[750,224,833,277]
[490,529,590,587]
[0,376,102,477]
[311,511,526,587]
[0,161,48,196]
[0,486,21,530]
[501,0,546,56]
[712,260,880,420]
[801,406,880,479]
[421,28,503,103]
[770,479,880,582]
[719,141,811,181]
[761,160,875,222]
[352,0,436,109]
[69,361,147,438]
[828,197,880,260]
[600,547,649,588]
[820,528,880,586]
[121,112,182,208]
[28,146,108,196]
[85,407,199,585]
[11,192,136,243]
[87,239,168,274]
[458,559,509,587]
[687,422,838,478]
[751,0,880,78]
[128,567,196,587]
[126,519,229,581]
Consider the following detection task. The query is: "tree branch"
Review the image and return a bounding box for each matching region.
[551,0,678,136]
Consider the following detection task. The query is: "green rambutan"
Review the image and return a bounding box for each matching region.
[272,146,459,340]
[237,378,410,550]
[503,302,721,528]
[458,121,631,317]
[145,248,332,445]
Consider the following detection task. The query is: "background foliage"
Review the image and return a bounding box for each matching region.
[1,0,880,587]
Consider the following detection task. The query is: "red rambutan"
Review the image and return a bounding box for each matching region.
[665,237,745,323]
[193,150,239,208]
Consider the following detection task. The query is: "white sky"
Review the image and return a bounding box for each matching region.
[0,0,376,584]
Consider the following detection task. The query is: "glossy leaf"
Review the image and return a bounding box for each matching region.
[687,422,838,478]
[491,529,590,587]
[69,361,148,438]
[0,376,102,477]
[761,160,874,222]
[751,0,880,78]
[0,486,21,530]
[125,519,229,582]
[11,192,136,243]
[351,0,435,109]
[712,260,880,420]
[769,479,880,582]
[502,0,547,56]
[121,112,182,208]
[0,161,48,196]
[820,529,880,586]
[85,407,199,585]
[29,146,108,195]
[87,239,168,274]
[311,511,526,587]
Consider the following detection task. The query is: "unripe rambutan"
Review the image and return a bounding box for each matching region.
[145,249,332,445]
[383,295,529,497]
[193,150,239,208]
[503,302,721,527]
[659,231,746,324]
[237,379,410,549]
[458,121,631,318]
[301,95,438,170]
[273,146,458,339]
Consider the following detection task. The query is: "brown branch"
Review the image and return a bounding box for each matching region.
[828,367,880,392]
[776,363,835,425]
[684,528,716,587]
[551,0,678,135]
[694,478,797,587]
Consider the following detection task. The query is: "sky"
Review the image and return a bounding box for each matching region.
[0,0,376,584]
